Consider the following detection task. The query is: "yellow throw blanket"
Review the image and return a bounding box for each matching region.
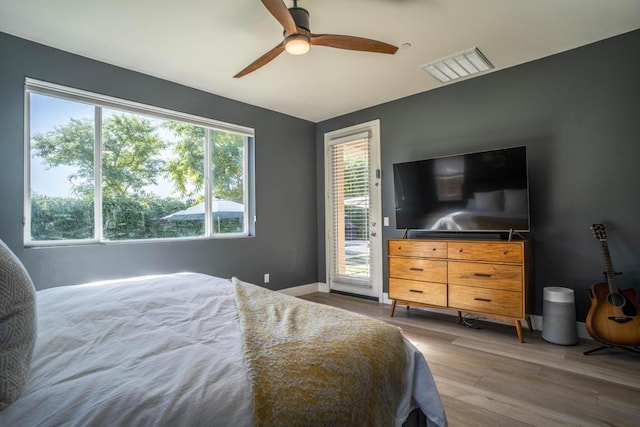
[233,278,407,427]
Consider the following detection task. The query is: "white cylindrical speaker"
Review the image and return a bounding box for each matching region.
[542,287,578,345]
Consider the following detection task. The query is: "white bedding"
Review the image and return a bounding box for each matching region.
[0,273,445,426]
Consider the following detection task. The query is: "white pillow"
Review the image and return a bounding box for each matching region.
[0,240,37,410]
[473,190,503,212]
[466,198,477,210]
[504,189,528,214]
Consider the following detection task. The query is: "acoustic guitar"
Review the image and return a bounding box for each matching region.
[586,224,640,347]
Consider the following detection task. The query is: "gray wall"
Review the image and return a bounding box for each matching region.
[316,30,640,321]
[0,32,317,291]
[2,29,639,321]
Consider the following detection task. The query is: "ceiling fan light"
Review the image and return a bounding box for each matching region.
[285,34,310,55]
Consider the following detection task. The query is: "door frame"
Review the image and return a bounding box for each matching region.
[322,119,383,301]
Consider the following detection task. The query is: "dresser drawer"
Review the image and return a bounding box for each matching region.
[448,284,523,318]
[448,241,523,263]
[448,261,523,291]
[388,240,447,258]
[389,278,447,307]
[389,257,447,283]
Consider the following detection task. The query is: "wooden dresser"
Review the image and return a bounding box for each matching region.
[388,238,533,342]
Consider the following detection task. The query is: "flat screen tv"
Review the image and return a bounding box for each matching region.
[392,146,530,233]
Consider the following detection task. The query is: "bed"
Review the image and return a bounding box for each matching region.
[429,209,528,231]
[0,244,446,426]
[425,188,529,232]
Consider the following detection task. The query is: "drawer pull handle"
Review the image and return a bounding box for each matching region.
[409,289,424,294]
[474,297,492,302]
[459,249,464,253]
[503,251,508,255]
[432,247,437,251]
[409,267,424,271]
[474,273,492,278]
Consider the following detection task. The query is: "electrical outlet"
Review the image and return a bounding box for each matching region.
[264,273,270,283]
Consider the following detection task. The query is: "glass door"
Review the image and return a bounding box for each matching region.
[325,121,381,299]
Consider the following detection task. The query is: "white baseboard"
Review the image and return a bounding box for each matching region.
[278,282,321,297]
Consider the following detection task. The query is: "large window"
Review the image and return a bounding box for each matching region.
[25,79,253,245]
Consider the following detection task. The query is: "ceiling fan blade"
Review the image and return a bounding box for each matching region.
[234,43,286,78]
[310,34,398,54]
[261,0,298,36]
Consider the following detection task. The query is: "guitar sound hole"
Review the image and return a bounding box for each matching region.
[606,292,638,316]
[607,293,626,307]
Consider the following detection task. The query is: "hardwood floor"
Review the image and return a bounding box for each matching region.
[299,292,640,427]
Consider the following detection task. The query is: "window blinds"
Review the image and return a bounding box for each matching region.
[329,133,371,284]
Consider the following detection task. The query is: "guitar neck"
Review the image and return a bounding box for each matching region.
[599,239,619,294]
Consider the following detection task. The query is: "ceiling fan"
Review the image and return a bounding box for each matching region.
[234,0,398,78]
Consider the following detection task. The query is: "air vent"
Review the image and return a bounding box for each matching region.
[420,47,494,83]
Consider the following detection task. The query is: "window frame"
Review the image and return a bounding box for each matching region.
[24,78,254,247]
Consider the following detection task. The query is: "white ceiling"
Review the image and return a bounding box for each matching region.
[1,0,639,122]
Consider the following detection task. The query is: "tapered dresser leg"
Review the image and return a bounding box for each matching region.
[515,320,524,343]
